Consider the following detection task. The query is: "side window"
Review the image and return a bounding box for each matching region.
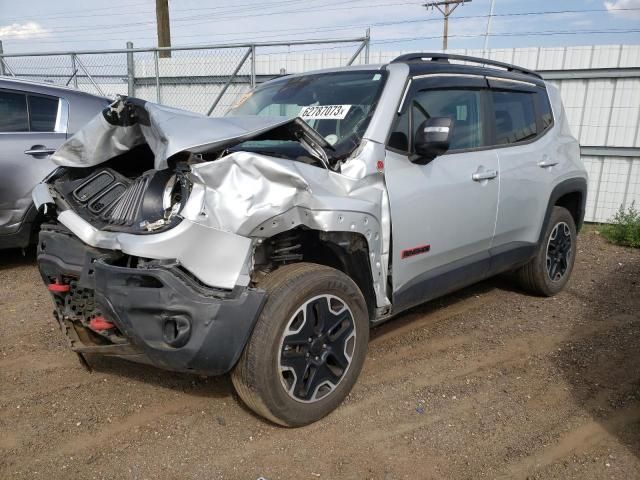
[537,91,554,132]
[0,91,29,132]
[491,90,537,145]
[389,88,485,152]
[28,95,60,132]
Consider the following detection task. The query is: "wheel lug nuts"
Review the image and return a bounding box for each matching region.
[315,356,319,361]
[322,344,327,348]
[308,338,312,342]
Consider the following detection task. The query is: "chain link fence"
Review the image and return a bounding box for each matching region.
[0,35,370,116]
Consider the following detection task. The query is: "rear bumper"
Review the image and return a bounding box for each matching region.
[38,226,266,375]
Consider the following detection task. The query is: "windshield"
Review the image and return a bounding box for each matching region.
[226,70,387,161]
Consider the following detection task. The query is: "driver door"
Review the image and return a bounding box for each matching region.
[384,75,499,310]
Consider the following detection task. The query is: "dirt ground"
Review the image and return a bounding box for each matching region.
[0,230,638,480]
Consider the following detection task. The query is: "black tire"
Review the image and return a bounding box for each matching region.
[515,206,577,296]
[231,262,369,427]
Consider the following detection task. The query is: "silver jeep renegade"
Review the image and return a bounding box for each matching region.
[33,53,587,426]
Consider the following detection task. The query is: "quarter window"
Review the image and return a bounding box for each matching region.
[491,91,537,145]
[0,91,29,132]
[537,91,553,132]
[29,95,59,132]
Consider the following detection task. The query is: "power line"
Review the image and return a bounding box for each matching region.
[0,0,420,37]
[3,5,639,42]
[3,6,639,48]
[370,28,640,46]
[0,1,153,23]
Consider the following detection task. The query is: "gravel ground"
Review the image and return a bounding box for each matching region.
[0,230,638,480]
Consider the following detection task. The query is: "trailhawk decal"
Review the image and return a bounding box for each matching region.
[401,244,431,259]
[299,105,352,120]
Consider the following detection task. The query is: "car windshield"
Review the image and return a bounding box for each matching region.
[226,70,387,161]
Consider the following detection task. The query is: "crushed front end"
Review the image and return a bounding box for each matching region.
[34,92,390,375]
[35,163,267,374]
[32,97,285,374]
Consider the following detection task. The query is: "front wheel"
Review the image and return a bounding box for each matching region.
[515,206,577,296]
[231,263,369,427]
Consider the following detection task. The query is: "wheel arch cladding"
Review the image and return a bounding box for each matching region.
[257,228,378,321]
[540,178,587,245]
[555,190,584,231]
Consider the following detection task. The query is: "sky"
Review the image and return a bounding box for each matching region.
[0,0,639,55]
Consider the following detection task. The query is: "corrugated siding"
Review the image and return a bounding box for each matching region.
[583,156,640,222]
[7,43,638,222]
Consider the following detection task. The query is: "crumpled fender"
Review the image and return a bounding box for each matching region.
[180,144,391,307]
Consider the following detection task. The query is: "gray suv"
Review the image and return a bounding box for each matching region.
[33,53,587,426]
[0,78,107,249]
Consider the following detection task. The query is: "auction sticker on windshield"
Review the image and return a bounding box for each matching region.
[299,105,351,120]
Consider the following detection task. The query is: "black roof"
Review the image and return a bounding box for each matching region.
[391,52,545,86]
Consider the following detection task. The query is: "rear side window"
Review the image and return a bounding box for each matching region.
[0,91,29,132]
[29,95,59,132]
[491,91,537,145]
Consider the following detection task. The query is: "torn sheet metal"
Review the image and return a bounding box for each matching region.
[51,97,296,170]
[181,140,391,306]
[47,97,392,305]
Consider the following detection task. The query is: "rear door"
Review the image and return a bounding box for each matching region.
[384,75,500,310]
[0,89,67,235]
[489,79,556,249]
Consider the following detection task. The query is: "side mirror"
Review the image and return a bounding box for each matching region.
[412,117,453,163]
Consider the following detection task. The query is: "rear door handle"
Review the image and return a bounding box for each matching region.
[538,155,558,168]
[24,147,56,156]
[472,169,498,181]
[538,160,559,168]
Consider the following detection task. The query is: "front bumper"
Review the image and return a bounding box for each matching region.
[33,182,253,290]
[38,225,266,375]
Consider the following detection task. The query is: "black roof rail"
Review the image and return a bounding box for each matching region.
[391,52,543,80]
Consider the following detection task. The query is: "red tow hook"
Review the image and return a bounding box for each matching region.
[90,316,115,331]
[48,279,70,293]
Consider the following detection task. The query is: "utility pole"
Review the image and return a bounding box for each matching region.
[0,40,5,76]
[423,0,471,51]
[483,0,496,57]
[156,0,171,58]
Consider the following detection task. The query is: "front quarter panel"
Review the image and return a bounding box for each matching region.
[182,148,391,307]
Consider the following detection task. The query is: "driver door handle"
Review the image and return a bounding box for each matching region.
[24,147,56,156]
[472,169,498,181]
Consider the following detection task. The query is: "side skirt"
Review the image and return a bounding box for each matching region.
[385,242,536,321]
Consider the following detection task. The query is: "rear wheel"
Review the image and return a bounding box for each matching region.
[232,263,369,426]
[515,206,577,296]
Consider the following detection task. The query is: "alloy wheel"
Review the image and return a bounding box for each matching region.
[546,221,572,282]
[278,294,356,403]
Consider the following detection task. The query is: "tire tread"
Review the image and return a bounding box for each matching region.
[231,263,367,426]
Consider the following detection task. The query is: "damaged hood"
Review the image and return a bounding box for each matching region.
[51,97,328,170]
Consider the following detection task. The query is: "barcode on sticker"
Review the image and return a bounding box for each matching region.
[299,105,351,120]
